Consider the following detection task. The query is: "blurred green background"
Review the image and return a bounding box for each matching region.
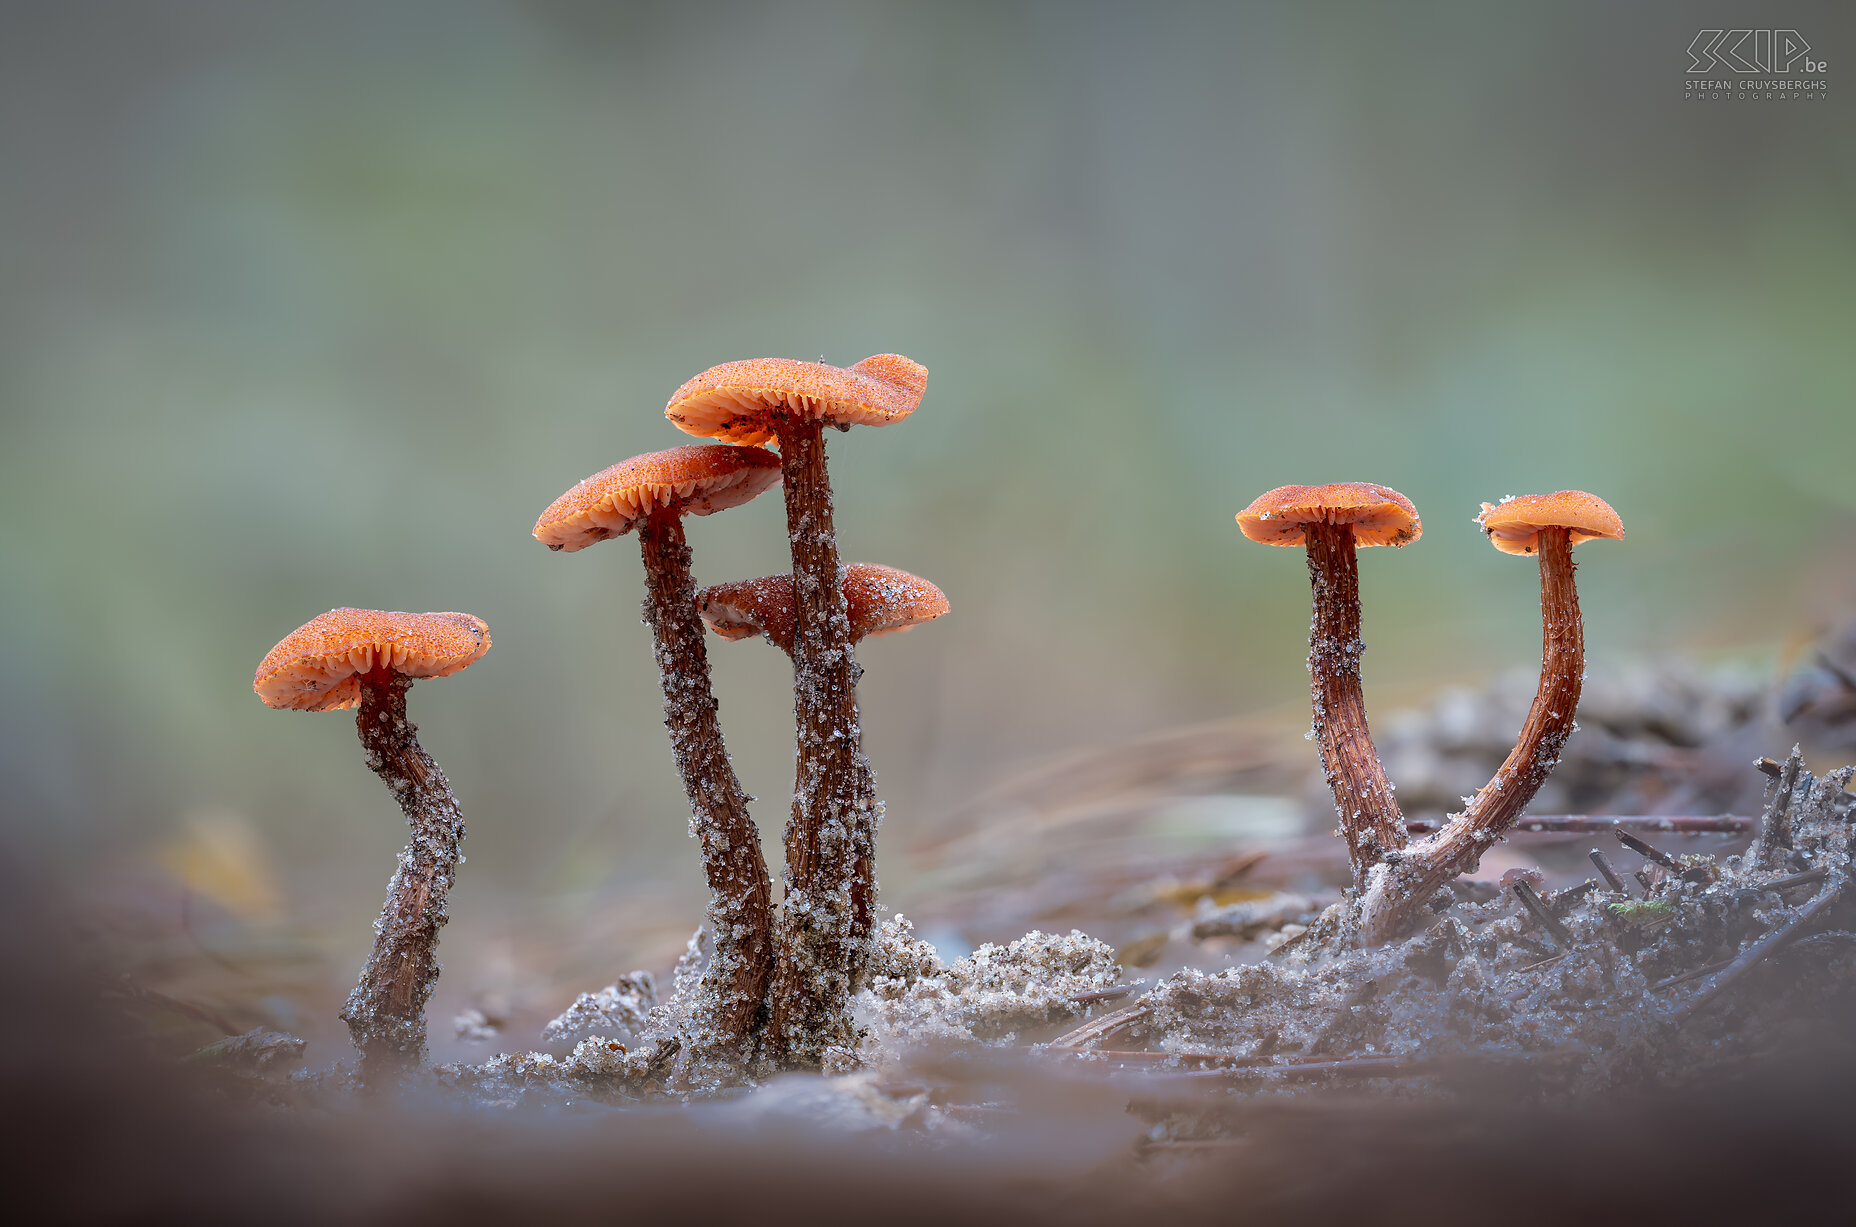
[3,1,1853,1034]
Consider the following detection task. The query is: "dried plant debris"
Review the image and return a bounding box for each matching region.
[1189,892,1324,943]
[185,1028,307,1076]
[856,917,1121,1060]
[435,1036,669,1107]
[539,972,657,1046]
[1106,751,1855,1095]
[1780,618,1856,749]
[272,754,1853,1128]
[1373,659,1770,824]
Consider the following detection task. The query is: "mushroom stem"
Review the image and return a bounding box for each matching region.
[1304,521,1406,889]
[341,672,466,1079]
[765,417,880,1066]
[637,508,776,1049]
[1361,526,1583,942]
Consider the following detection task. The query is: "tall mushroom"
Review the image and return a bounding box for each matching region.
[1236,484,1421,892]
[253,607,490,1079]
[666,355,927,1065]
[533,443,782,1053]
[1359,491,1623,942]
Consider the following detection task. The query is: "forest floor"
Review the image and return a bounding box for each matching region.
[26,648,1856,1220]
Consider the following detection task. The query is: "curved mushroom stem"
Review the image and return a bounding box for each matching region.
[1360,526,1583,943]
[765,417,881,1068]
[638,508,776,1054]
[1304,521,1406,890]
[342,673,466,1081]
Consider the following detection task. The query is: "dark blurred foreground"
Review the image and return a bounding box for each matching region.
[8,855,1856,1226]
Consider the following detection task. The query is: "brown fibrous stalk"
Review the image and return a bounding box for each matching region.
[1304,521,1406,891]
[763,417,881,1068]
[342,672,466,1080]
[638,508,775,1056]
[1361,525,1584,942]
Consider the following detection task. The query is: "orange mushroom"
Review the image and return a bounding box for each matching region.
[532,444,782,553]
[534,444,780,1052]
[699,574,799,650]
[254,608,490,1078]
[667,356,927,1067]
[1360,491,1623,942]
[844,563,952,641]
[698,564,950,654]
[1237,484,1420,890]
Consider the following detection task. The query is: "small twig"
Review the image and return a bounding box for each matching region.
[1070,1047,1583,1084]
[1517,952,1568,975]
[1677,873,1847,1022]
[1589,849,1633,896]
[641,1036,680,1076]
[1546,880,1596,917]
[1066,1048,1234,1066]
[1069,982,1142,1005]
[1615,829,1685,873]
[1751,751,1803,871]
[1264,922,1315,960]
[1048,1003,1150,1050]
[1513,880,1571,949]
[1634,869,1656,894]
[1650,958,1733,992]
[873,1081,928,1097]
[1404,815,1753,836]
[1063,1048,1421,1078]
[1764,867,1830,892]
[1174,1053,1447,1082]
[940,1103,1012,1119]
[1138,1137,1248,1153]
[1208,850,1269,891]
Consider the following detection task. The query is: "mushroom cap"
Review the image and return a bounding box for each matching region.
[698,564,949,652]
[1236,483,1422,547]
[843,563,951,639]
[1476,491,1625,556]
[698,574,799,651]
[665,354,927,445]
[255,608,490,711]
[533,444,781,552]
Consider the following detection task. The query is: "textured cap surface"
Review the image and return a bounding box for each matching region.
[665,354,927,445]
[698,574,799,650]
[1477,491,1625,555]
[534,444,781,552]
[254,608,490,711]
[843,563,950,639]
[699,564,949,652]
[1236,483,1422,547]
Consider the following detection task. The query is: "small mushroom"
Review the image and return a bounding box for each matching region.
[533,443,781,1052]
[1359,490,1624,943]
[695,562,947,1049]
[666,355,927,1066]
[1236,484,1421,891]
[697,564,950,654]
[253,608,490,1079]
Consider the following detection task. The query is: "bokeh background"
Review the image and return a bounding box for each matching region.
[3,1,1853,1054]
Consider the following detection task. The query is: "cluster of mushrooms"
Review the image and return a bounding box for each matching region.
[251,361,1623,1087]
[1236,483,1624,944]
[254,354,946,1081]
